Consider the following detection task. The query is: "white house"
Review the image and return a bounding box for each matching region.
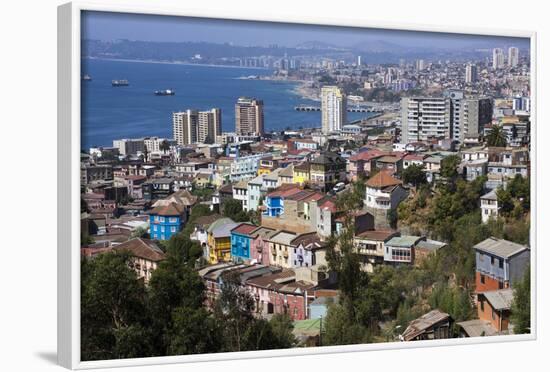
[480,189,499,223]
[247,175,263,212]
[233,180,249,211]
[365,171,409,211]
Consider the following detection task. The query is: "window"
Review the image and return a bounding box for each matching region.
[480,274,485,284]
[480,299,484,311]
[171,226,176,233]
[492,309,496,320]
[491,256,495,265]
[499,258,504,269]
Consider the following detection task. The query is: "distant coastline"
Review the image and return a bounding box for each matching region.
[83,56,270,70]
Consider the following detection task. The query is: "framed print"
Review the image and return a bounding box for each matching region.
[58,1,536,369]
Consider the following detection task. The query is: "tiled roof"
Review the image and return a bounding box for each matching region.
[114,238,166,262]
[355,229,397,241]
[474,237,528,258]
[149,202,184,216]
[267,184,302,198]
[231,223,259,236]
[366,171,403,189]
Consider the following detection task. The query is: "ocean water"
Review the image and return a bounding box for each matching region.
[81,59,369,149]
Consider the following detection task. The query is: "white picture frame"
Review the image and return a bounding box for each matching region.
[58,1,537,369]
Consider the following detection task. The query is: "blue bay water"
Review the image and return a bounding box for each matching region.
[81,59,368,149]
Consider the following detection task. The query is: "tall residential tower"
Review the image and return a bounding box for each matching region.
[173,108,221,145]
[321,86,347,134]
[235,97,264,136]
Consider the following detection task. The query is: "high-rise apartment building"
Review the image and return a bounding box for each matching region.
[173,108,221,145]
[321,86,347,134]
[508,47,519,67]
[416,59,426,71]
[235,97,264,136]
[459,98,493,142]
[465,64,478,84]
[400,97,451,143]
[492,48,505,69]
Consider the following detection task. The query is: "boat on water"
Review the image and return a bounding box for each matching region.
[82,74,92,81]
[112,79,129,87]
[154,89,175,96]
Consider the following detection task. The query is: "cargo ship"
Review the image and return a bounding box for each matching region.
[154,89,175,96]
[82,74,92,81]
[112,79,129,87]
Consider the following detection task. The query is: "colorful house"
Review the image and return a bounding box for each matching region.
[476,288,513,334]
[268,230,298,268]
[293,162,310,186]
[474,237,530,293]
[250,226,277,266]
[149,203,185,240]
[230,223,259,261]
[289,232,327,268]
[207,218,238,264]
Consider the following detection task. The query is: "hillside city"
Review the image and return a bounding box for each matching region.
[80,45,531,360]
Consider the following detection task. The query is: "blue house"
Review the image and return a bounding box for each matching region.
[263,185,303,217]
[149,202,185,240]
[230,223,258,261]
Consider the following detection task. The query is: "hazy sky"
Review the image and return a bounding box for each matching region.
[82,11,529,50]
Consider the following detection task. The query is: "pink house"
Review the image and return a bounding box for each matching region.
[250,226,277,266]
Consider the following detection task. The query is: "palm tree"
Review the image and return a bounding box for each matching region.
[486,125,507,147]
[160,140,170,154]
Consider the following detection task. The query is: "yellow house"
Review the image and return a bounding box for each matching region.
[293,162,310,186]
[206,218,237,264]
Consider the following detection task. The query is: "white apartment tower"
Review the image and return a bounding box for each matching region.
[508,47,519,67]
[235,97,264,136]
[173,108,221,145]
[492,48,505,69]
[321,86,347,134]
[465,64,478,84]
[401,97,451,143]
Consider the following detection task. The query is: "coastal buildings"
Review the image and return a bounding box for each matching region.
[401,97,451,143]
[493,48,505,69]
[508,47,519,67]
[321,86,347,134]
[173,108,221,145]
[465,63,478,84]
[235,97,264,136]
[148,203,185,240]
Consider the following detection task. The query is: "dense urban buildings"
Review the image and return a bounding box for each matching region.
[80,15,532,360]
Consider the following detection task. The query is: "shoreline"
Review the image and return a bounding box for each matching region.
[83,56,271,70]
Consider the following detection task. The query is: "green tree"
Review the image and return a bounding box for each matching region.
[511,266,531,334]
[323,303,369,345]
[222,198,248,222]
[402,164,427,187]
[486,125,507,147]
[160,140,170,154]
[81,252,151,361]
[167,307,222,355]
[439,154,461,184]
[268,314,297,349]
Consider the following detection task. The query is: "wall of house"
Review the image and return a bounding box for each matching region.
[475,271,506,292]
[250,236,271,266]
[509,250,531,286]
[268,291,308,320]
[390,186,409,210]
[477,296,509,332]
[268,241,292,268]
[261,215,315,234]
[231,232,251,260]
[475,250,508,283]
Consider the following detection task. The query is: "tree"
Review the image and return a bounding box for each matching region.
[402,164,427,187]
[160,140,170,154]
[511,266,530,334]
[147,238,206,354]
[214,271,256,352]
[486,125,507,147]
[81,252,151,361]
[167,307,222,355]
[268,314,297,349]
[439,154,461,183]
[323,303,369,345]
[222,198,248,222]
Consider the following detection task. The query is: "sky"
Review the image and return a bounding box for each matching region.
[82,11,529,50]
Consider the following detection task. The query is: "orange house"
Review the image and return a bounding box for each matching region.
[477,288,513,333]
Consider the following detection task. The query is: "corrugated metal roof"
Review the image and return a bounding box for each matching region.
[483,288,514,311]
[474,237,528,258]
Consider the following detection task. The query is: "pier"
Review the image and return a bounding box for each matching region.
[294,105,382,113]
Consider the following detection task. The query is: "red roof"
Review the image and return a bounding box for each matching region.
[349,149,387,162]
[231,223,259,236]
[267,184,302,198]
[404,154,426,161]
[366,171,402,189]
[149,202,184,216]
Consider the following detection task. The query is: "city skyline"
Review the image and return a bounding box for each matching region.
[82,11,530,51]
